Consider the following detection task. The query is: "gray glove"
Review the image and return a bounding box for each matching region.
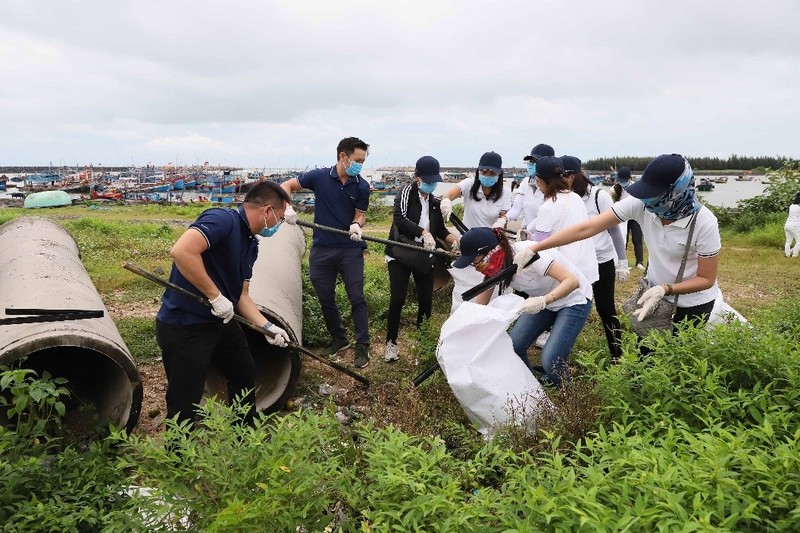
[635,285,666,320]
[516,295,548,314]
[513,248,536,273]
[263,323,289,347]
[349,222,363,242]
[422,232,436,250]
[440,197,453,222]
[615,260,630,283]
[209,293,234,323]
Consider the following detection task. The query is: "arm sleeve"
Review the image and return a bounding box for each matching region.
[506,192,524,220]
[610,195,640,223]
[597,190,626,260]
[189,209,234,249]
[393,186,423,238]
[355,181,370,213]
[695,210,722,258]
[296,169,317,190]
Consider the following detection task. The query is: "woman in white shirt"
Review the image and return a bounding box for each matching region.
[515,154,721,332]
[784,191,800,257]
[507,144,553,236]
[453,227,592,388]
[440,151,512,230]
[612,167,645,269]
[565,155,628,361]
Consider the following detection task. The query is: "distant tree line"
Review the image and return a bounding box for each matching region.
[584,155,793,172]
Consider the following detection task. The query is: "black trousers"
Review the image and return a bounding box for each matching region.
[672,300,716,331]
[156,319,256,426]
[592,259,622,360]
[386,259,434,344]
[627,220,644,265]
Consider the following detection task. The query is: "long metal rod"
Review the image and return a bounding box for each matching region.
[122,262,370,386]
[0,311,104,326]
[296,220,454,258]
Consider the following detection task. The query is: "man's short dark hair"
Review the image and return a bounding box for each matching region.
[336,137,369,159]
[244,180,290,208]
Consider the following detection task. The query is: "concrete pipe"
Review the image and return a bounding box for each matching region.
[203,222,307,414]
[0,217,142,434]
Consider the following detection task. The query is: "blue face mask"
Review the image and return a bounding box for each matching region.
[345,159,362,177]
[259,209,281,238]
[526,163,537,176]
[479,175,499,187]
[419,181,437,195]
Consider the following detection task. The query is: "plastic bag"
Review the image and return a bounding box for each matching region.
[436,294,552,435]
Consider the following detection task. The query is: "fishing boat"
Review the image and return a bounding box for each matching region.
[713,176,729,184]
[697,179,715,192]
[23,190,72,208]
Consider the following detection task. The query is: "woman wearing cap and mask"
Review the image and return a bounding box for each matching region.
[612,167,645,269]
[384,156,459,362]
[784,191,800,258]
[566,155,628,362]
[515,154,721,332]
[529,156,599,286]
[453,227,593,387]
[506,144,553,237]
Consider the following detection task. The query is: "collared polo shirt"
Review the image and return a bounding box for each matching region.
[457,178,512,229]
[298,166,370,248]
[157,206,259,325]
[612,196,720,307]
[510,243,593,311]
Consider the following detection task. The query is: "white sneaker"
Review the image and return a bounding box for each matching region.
[535,331,550,348]
[636,263,645,270]
[384,341,399,362]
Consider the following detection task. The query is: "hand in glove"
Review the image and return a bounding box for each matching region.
[516,295,548,315]
[440,197,453,222]
[209,293,235,323]
[634,284,666,321]
[263,323,289,347]
[450,238,460,254]
[421,232,436,251]
[283,205,298,225]
[615,260,630,283]
[513,248,536,273]
[515,228,529,242]
[349,222,363,242]
[492,216,508,229]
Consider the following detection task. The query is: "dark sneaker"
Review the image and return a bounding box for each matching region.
[354,344,370,369]
[325,337,350,358]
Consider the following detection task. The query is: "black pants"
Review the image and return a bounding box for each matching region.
[592,259,622,360]
[672,300,716,332]
[156,319,256,426]
[627,220,644,265]
[386,259,434,344]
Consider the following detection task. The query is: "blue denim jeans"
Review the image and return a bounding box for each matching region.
[509,299,592,387]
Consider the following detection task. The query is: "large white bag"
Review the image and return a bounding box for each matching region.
[706,290,747,328]
[437,294,552,435]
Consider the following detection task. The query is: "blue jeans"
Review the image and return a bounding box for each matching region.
[509,299,592,387]
[309,245,370,345]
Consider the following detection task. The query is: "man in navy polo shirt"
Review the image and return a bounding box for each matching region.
[281,137,372,368]
[156,181,291,426]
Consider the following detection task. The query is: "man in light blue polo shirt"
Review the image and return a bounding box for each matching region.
[282,137,372,368]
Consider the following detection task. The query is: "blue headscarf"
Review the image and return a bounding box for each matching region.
[640,158,700,221]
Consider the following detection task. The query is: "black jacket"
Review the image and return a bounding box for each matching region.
[385,182,451,258]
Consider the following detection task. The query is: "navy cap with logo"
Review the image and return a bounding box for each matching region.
[561,155,582,175]
[452,227,499,268]
[478,151,503,174]
[524,143,555,162]
[616,167,632,184]
[535,156,565,182]
[626,154,688,199]
[415,156,443,184]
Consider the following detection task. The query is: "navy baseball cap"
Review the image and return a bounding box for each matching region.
[478,151,503,174]
[616,167,631,184]
[452,227,499,268]
[626,154,689,199]
[415,156,443,184]
[523,143,555,162]
[535,156,565,182]
[561,155,582,175]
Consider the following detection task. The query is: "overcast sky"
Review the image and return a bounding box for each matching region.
[1,0,798,169]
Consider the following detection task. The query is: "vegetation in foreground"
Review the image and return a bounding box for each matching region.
[1,162,799,530]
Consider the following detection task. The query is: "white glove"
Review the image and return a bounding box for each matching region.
[440,197,453,222]
[209,293,234,323]
[634,284,666,321]
[516,295,548,315]
[421,232,436,250]
[349,222,363,242]
[284,205,298,225]
[492,216,507,229]
[515,228,529,242]
[263,323,289,347]
[450,238,460,254]
[615,260,630,283]
[513,248,536,273]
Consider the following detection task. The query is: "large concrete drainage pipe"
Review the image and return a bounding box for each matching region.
[203,222,306,414]
[0,217,142,434]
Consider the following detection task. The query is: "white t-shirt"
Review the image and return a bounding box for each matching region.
[533,191,600,284]
[785,204,800,230]
[510,242,593,311]
[582,186,617,264]
[612,196,721,307]
[507,178,545,226]
[457,178,512,229]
